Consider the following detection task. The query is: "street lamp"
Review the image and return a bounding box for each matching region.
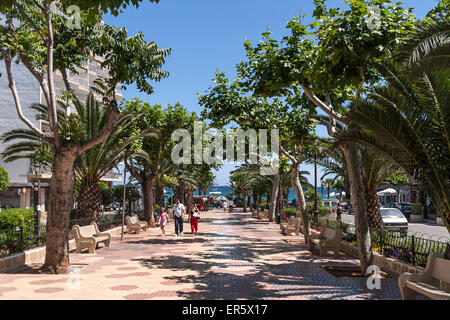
[31,163,41,245]
[313,150,319,224]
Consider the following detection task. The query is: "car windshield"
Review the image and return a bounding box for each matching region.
[381,209,404,218]
[399,204,411,209]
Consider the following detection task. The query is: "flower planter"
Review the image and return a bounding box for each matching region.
[409,214,423,222]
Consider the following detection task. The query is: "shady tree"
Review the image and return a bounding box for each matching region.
[0,0,169,273]
[235,0,416,272]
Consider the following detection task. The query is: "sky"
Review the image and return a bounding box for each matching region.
[103,0,439,186]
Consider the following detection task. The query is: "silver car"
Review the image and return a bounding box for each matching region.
[380,208,408,234]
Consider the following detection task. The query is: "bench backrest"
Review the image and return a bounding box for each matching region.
[130,215,138,224]
[288,216,295,225]
[78,224,96,238]
[263,209,268,216]
[322,226,342,241]
[431,256,450,284]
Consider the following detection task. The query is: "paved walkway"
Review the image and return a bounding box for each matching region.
[0,209,401,299]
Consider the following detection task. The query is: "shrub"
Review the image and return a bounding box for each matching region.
[260,200,268,208]
[70,208,77,221]
[410,203,422,215]
[0,208,34,230]
[0,166,9,191]
[98,182,113,206]
[154,204,161,213]
[283,207,298,218]
[306,202,331,216]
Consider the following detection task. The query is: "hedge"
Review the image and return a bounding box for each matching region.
[0,207,34,230]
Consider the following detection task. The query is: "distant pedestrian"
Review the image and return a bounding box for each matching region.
[188,203,200,236]
[159,207,168,237]
[173,199,185,237]
[336,203,343,221]
[223,200,228,212]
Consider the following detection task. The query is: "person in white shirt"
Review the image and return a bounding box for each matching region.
[222,200,228,212]
[173,199,185,236]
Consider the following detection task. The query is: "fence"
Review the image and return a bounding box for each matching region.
[309,216,448,268]
[0,215,123,259]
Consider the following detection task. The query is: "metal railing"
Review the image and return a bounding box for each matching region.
[309,216,448,268]
[0,216,123,258]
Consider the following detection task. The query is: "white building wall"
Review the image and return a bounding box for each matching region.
[0,61,41,184]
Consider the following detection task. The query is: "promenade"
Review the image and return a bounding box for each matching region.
[0,209,401,300]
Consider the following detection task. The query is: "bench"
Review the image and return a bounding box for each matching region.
[125,215,148,234]
[398,252,450,300]
[308,226,342,256]
[72,222,111,254]
[257,209,269,222]
[281,216,300,235]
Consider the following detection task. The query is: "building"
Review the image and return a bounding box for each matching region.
[0,55,123,210]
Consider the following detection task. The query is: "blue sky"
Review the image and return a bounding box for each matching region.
[103,0,438,186]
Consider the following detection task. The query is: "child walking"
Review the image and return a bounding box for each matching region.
[159,207,168,237]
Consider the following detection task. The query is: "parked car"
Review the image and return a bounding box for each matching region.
[385,202,412,221]
[380,208,408,235]
[341,203,353,215]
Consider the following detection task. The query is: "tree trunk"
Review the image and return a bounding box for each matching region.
[155,186,164,208]
[344,178,351,201]
[291,162,310,243]
[268,171,280,222]
[186,188,194,211]
[76,181,101,225]
[341,142,373,274]
[41,150,75,274]
[176,181,185,203]
[365,188,384,229]
[143,178,156,228]
[242,191,247,212]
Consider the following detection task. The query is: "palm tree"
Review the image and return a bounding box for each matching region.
[394,16,450,75]
[1,93,147,224]
[347,67,449,231]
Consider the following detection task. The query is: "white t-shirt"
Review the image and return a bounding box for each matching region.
[173,203,185,217]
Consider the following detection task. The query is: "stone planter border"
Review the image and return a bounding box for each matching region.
[0,226,126,273]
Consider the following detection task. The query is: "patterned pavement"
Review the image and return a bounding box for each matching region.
[0,209,401,300]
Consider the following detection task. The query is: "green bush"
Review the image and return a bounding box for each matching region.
[411,203,423,215]
[260,200,268,208]
[0,166,9,191]
[0,207,34,230]
[98,182,113,206]
[70,208,77,221]
[306,202,331,216]
[283,207,298,218]
[154,204,161,213]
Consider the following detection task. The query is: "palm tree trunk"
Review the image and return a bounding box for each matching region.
[76,181,101,225]
[291,162,310,242]
[41,150,75,274]
[341,142,373,274]
[344,178,351,201]
[365,188,384,229]
[268,171,280,222]
[155,186,164,208]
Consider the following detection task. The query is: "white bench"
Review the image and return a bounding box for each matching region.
[72,222,111,254]
[257,209,269,222]
[398,252,450,300]
[125,215,148,234]
[308,226,342,256]
[281,216,301,236]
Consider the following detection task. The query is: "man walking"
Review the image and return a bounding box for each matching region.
[173,199,185,237]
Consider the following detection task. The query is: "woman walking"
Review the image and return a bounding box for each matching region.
[188,203,200,237]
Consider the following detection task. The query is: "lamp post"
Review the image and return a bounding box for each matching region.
[313,150,319,224]
[32,163,41,245]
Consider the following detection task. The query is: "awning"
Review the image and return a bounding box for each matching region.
[377,188,397,195]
